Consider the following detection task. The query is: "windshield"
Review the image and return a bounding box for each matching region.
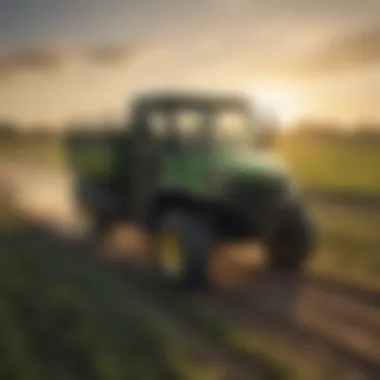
[145,105,254,149]
[214,109,252,148]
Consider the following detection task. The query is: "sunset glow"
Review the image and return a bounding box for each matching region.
[245,85,304,126]
[0,0,380,127]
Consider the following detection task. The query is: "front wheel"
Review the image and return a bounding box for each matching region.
[266,202,316,273]
[153,209,214,290]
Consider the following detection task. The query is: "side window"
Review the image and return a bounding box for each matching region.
[147,111,167,138]
[145,110,202,139]
[215,111,248,144]
[143,108,208,149]
[176,110,202,138]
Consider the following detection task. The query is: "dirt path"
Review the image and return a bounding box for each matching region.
[125,261,380,379]
[97,254,380,380]
[118,277,265,380]
[90,227,380,380]
[193,272,380,380]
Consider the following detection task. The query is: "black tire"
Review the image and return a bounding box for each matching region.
[153,209,214,290]
[266,201,316,273]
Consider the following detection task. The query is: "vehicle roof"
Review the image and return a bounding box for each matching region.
[132,91,252,111]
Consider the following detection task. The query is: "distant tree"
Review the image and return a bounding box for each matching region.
[0,120,19,138]
[353,122,380,143]
[287,118,349,142]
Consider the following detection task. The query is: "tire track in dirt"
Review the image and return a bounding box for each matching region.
[297,286,380,333]
[245,273,380,358]
[119,277,268,380]
[305,275,380,308]
[102,239,380,380]
[193,272,380,380]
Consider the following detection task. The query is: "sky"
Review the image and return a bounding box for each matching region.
[1,0,380,128]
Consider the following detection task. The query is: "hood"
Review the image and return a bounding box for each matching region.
[215,148,288,183]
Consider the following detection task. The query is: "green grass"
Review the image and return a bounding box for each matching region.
[277,137,380,196]
[0,220,216,380]
[309,202,380,290]
[0,138,64,168]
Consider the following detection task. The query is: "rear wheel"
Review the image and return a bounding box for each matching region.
[153,209,213,290]
[266,202,315,273]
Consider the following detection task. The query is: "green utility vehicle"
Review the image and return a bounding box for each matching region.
[65,92,315,289]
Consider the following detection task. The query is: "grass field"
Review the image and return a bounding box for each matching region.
[277,136,380,196]
[0,219,220,380]
[0,137,64,168]
[308,202,380,291]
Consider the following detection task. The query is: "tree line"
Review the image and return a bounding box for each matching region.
[1,118,380,143]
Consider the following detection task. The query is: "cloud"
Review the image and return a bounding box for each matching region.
[0,43,140,80]
[242,23,380,81]
[8,48,65,70]
[85,44,138,65]
[288,25,380,76]
[0,46,66,79]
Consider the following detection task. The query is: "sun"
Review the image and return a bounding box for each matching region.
[243,85,303,127]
